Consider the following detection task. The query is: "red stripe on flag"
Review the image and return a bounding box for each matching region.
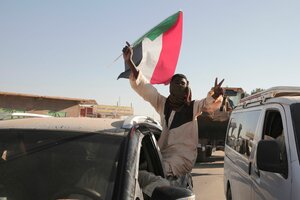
[150,11,183,84]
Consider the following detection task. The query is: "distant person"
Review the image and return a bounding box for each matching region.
[122,43,224,196]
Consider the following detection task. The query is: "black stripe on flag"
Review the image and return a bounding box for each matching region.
[118,42,143,79]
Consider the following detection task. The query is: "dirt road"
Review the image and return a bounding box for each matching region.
[192,151,225,200]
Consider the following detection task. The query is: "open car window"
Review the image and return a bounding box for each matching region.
[138,126,165,178]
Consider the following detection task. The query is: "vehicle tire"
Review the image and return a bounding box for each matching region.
[226,184,232,200]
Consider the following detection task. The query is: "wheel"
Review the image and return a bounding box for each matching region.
[52,187,103,200]
[226,184,232,200]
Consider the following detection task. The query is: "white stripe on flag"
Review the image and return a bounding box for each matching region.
[139,35,163,82]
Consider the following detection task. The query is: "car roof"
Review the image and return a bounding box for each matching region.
[0,117,126,133]
[237,86,300,109]
[267,96,300,105]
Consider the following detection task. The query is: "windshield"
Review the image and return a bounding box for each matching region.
[291,103,300,163]
[225,90,243,108]
[0,129,124,200]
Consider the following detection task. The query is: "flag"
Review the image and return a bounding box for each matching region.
[118,11,183,84]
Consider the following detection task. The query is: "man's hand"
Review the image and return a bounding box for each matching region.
[122,41,139,79]
[212,78,224,99]
[122,42,133,64]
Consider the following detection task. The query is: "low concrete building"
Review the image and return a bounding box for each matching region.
[0,91,97,118]
[0,91,134,119]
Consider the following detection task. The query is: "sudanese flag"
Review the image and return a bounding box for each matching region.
[118,11,183,85]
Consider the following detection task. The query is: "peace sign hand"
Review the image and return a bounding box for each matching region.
[212,78,225,99]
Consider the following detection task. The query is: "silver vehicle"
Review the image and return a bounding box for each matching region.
[0,116,195,200]
[224,87,300,200]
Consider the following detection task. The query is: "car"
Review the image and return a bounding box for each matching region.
[224,86,300,200]
[0,115,195,200]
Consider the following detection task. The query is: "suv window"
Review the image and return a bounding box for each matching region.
[226,110,261,158]
[262,110,288,177]
[290,103,300,164]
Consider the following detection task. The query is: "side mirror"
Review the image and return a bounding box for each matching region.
[151,186,195,200]
[257,140,287,176]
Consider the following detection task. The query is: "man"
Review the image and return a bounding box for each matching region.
[122,44,224,195]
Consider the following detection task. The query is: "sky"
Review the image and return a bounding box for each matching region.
[1,1,300,120]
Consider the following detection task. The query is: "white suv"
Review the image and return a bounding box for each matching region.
[224,86,300,200]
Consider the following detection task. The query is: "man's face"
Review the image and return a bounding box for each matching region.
[171,76,188,88]
[169,76,188,97]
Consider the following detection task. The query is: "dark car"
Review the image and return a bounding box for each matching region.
[0,116,195,200]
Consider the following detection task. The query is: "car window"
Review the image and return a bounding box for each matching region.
[138,126,164,178]
[226,110,261,158]
[0,129,124,200]
[290,103,300,164]
[262,110,288,177]
[226,117,238,147]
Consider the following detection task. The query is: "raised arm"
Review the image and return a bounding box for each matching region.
[122,42,165,114]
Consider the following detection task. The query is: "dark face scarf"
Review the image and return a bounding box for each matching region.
[167,75,191,110]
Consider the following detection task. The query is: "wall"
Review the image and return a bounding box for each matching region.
[0,95,80,117]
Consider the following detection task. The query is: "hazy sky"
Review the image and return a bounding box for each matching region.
[1,1,300,119]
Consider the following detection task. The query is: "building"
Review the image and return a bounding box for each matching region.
[95,104,134,118]
[0,91,133,119]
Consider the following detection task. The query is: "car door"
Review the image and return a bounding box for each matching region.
[251,105,292,200]
[225,110,260,200]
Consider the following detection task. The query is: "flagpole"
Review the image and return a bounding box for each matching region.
[106,41,132,68]
[105,53,122,68]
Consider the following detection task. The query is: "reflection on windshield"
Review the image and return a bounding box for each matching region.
[0,129,124,200]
